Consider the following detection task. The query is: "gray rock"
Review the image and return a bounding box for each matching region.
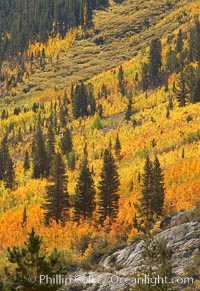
[62,216,200,291]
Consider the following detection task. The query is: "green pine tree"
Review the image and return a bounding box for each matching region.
[151,156,165,217]
[60,129,73,156]
[114,133,121,159]
[125,98,132,121]
[118,65,125,96]
[32,121,49,178]
[74,158,96,221]
[6,228,65,290]
[175,71,190,107]
[98,148,120,224]
[42,153,70,224]
[23,150,30,171]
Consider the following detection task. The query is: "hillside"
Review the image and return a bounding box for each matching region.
[0,0,200,290]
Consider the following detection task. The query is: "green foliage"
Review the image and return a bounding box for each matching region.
[175,71,190,107]
[0,134,15,189]
[32,120,49,178]
[60,129,73,156]
[98,148,120,224]
[42,153,70,224]
[0,0,95,62]
[91,115,103,130]
[149,38,162,88]
[74,158,96,221]
[135,156,165,232]
[128,236,174,290]
[5,228,67,290]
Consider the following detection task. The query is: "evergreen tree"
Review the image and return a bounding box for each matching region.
[141,62,150,92]
[101,83,108,99]
[176,29,184,53]
[74,158,96,221]
[0,134,15,189]
[151,156,165,217]
[6,228,66,290]
[23,151,30,171]
[21,206,27,227]
[98,148,120,224]
[114,134,121,159]
[4,157,15,189]
[125,97,132,121]
[166,47,179,74]
[175,71,190,107]
[138,155,154,230]
[149,39,162,88]
[32,122,49,178]
[67,151,76,171]
[72,82,88,118]
[60,129,73,156]
[130,236,174,291]
[42,153,70,224]
[47,123,56,163]
[118,65,125,96]
[192,77,200,103]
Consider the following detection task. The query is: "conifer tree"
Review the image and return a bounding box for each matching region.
[32,122,49,178]
[138,155,154,229]
[98,148,120,224]
[151,156,165,217]
[175,71,190,107]
[42,153,70,224]
[0,134,15,189]
[6,228,66,290]
[118,65,125,96]
[74,158,96,221]
[141,63,150,92]
[130,236,174,290]
[47,123,56,164]
[23,151,30,171]
[125,97,132,121]
[60,129,73,156]
[114,134,121,159]
[176,29,184,53]
[192,77,200,103]
[4,157,15,189]
[149,38,162,88]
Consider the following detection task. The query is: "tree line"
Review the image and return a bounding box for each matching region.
[0,0,108,64]
[140,18,200,106]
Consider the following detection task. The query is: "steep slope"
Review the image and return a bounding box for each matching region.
[2,0,200,101]
[0,0,200,288]
[62,210,200,290]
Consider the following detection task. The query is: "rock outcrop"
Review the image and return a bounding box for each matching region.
[62,213,200,290]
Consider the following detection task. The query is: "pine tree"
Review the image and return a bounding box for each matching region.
[98,148,120,224]
[32,121,49,178]
[42,153,70,224]
[138,155,154,229]
[74,158,96,221]
[4,157,15,189]
[125,98,132,121]
[60,129,73,156]
[114,134,121,159]
[192,77,200,103]
[6,228,66,290]
[175,71,190,107]
[151,156,165,217]
[130,236,174,291]
[23,151,30,171]
[47,123,56,164]
[118,65,125,96]
[0,134,15,189]
[21,206,27,228]
[149,38,162,88]
[176,29,184,53]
